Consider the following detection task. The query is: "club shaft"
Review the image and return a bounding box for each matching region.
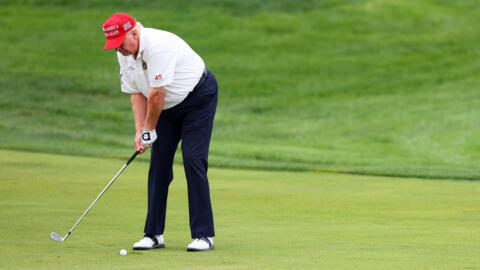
[64,151,139,239]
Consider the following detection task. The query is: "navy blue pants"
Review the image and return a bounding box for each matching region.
[144,70,217,238]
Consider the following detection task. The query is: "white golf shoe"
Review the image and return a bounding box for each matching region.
[187,237,214,252]
[133,234,165,250]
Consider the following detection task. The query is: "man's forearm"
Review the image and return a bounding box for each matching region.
[130,93,147,134]
[144,87,166,130]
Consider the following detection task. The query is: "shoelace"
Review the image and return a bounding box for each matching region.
[145,234,160,243]
[193,237,211,247]
[141,236,158,245]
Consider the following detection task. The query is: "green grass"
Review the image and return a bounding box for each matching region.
[1,1,480,178]
[2,2,479,268]
[1,150,479,269]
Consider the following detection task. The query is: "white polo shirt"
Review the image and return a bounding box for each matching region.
[118,27,205,109]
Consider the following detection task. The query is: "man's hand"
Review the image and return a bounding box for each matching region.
[134,132,147,154]
[141,127,157,147]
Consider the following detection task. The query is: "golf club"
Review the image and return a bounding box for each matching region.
[50,150,140,242]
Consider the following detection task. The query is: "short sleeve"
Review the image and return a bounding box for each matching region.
[147,51,176,88]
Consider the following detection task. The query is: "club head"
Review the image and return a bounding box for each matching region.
[50,232,65,242]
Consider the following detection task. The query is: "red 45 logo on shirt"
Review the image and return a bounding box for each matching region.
[154,74,163,80]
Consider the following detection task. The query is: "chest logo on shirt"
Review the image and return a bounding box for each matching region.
[142,60,147,71]
[155,74,163,81]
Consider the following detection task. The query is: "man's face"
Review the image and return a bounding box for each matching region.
[116,30,139,56]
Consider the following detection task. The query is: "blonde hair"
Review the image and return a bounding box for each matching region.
[126,21,143,37]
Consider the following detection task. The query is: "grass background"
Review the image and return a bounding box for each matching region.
[1,1,480,268]
[1,0,480,179]
[1,150,479,269]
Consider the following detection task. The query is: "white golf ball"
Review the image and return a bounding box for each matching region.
[120,249,127,256]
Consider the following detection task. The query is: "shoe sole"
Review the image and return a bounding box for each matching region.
[187,246,214,252]
[133,244,165,250]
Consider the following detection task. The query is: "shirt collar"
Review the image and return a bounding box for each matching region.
[138,27,147,54]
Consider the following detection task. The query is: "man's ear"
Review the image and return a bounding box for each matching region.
[133,29,139,39]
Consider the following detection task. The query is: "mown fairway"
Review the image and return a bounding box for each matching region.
[1,1,480,178]
[1,150,479,269]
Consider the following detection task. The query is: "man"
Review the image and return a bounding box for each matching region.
[102,13,217,252]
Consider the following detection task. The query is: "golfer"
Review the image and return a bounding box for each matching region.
[102,13,217,252]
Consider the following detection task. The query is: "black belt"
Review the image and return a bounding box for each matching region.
[193,69,208,92]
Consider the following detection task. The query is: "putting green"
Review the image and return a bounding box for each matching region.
[1,150,479,269]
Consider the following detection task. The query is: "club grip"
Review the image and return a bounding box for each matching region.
[126,151,140,165]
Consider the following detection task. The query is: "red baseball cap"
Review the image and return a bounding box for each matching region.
[102,13,136,50]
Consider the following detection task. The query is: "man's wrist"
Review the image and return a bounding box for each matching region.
[143,126,155,132]
[144,122,156,131]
